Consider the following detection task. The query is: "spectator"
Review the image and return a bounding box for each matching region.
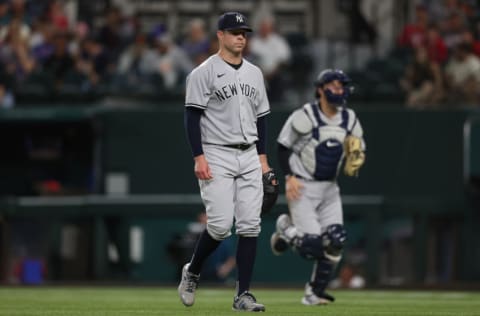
[424,23,448,64]
[7,0,32,25]
[429,0,469,33]
[68,21,90,58]
[0,0,10,27]
[116,32,149,87]
[442,12,467,50]
[0,15,31,44]
[118,12,141,46]
[461,29,480,57]
[47,0,69,32]
[29,20,55,65]
[397,4,429,49]
[0,18,35,82]
[140,32,193,89]
[338,0,377,45]
[96,6,123,61]
[444,42,480,105]
[117,33,148,73]
[181,18,210,65]
[249,14,291,102]
[76,36,113,88]
[43,32,75,89]
[399,46,444,108]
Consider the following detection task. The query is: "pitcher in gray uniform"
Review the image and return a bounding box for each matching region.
[270,69,366,305]
[178,12,272,312]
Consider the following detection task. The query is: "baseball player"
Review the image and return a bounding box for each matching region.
[270,69,366,305]
[178,12,273,312]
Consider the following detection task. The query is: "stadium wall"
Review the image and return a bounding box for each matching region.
[1,105,479,285]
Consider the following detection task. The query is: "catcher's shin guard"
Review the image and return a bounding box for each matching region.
[322,224,347,263]
[307,258,335,298]
[293,224,347,262]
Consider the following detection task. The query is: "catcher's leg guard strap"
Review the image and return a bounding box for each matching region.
[294,234,324,260]
[293,224,347,262]
[322,224,347,263]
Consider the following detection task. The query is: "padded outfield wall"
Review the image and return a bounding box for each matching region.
[1,106,479,285]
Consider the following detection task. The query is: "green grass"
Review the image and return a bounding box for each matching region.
[0,287,479,316]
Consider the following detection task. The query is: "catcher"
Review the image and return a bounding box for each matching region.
[270,69,365,305]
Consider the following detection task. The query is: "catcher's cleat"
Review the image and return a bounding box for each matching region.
[178,263,200,307]
[301,283,335,306]
[232,291,266,312]
[270,232,289,255]
[275,214,297,243]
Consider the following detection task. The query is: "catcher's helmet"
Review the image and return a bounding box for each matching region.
[314,69,354,105]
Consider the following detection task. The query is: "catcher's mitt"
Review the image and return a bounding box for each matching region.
[343,135,365,177]
[261,169,279,215]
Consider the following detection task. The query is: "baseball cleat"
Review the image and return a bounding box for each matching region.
[232,291,266,312]
[275,214,297,243]
[270,232,289,255]
[301,283,335,305]
[178,263,200,307]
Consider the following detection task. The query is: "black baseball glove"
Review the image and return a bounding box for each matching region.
[261,169,279,216]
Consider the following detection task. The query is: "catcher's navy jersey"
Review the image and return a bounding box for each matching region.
[185,54,270,145]
[277,102,365,180]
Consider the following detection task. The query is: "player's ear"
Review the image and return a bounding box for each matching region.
[315,86,322,99]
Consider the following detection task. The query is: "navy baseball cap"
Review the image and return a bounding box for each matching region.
[315,69,352,87]
[218,12,252,32]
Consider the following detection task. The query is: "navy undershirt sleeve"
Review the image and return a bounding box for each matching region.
[277,143,293,176]
[184,107,204,157]
[256,115,267,154]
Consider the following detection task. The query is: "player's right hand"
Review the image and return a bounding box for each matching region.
[194,155,213,180]
[285,175,303,201]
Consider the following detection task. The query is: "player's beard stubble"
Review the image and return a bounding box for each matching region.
[224,42,244,57]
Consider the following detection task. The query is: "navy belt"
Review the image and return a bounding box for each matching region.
[294,174,333,182]
[293,174,314,181]
[223,143,253,150]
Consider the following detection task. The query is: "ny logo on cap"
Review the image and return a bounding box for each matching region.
[236,14,244,23]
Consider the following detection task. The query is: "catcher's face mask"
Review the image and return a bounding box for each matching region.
[323,81,348,106]
[315,69,354,106]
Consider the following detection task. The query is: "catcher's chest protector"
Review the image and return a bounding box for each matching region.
[300,103,350,180]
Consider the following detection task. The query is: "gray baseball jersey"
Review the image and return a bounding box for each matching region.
[277,102,365,235]
[185,54,270,239]
[185,54,270,145]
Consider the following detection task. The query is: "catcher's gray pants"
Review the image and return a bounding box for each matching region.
[288,180,343,235]
[199,144,263,240]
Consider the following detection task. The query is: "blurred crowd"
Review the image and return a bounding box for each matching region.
[398,0,480,108]
[0,0,294,107]
[1,0,479,109]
